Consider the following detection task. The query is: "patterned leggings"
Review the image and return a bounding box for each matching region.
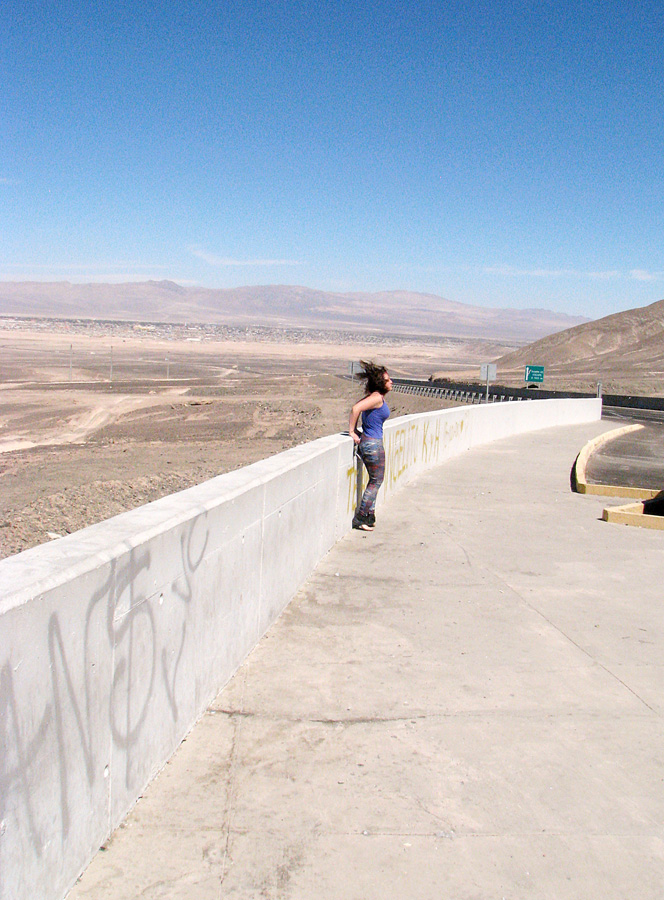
[357,438,386,517]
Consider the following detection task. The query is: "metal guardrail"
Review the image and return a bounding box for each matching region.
[392,378,664,413]
[392,378,522,404]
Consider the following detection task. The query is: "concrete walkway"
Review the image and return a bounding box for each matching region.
[69,421,664,900]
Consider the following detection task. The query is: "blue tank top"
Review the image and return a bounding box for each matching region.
[362,401,390,439]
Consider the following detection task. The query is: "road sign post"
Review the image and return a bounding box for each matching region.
[480,363,497,403]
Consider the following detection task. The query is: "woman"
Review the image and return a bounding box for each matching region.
[348,360,393,531]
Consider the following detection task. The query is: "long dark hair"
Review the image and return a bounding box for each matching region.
[355,360,389,395]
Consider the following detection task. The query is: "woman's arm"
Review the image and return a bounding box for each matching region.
[348,391,383,444]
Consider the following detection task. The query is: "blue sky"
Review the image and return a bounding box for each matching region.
[1,0,662,319]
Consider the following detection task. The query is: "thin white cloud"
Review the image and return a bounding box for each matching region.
[1,262,168,272]
[0,262,170,284]
[586,271,623,280]
[69,273,170,283]
[188,245,302,267]
[630,269,664,282]
[484,265,623,280]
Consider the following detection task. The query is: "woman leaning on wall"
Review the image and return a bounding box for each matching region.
[348,360,392,531]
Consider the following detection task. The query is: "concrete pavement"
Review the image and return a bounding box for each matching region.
[68,420,664,899]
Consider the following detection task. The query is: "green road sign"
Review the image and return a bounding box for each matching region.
[524,365,544,383]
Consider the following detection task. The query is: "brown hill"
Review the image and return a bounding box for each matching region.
[0,281,587,344]
[495,297,664,395]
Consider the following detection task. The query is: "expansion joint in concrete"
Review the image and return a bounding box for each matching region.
[489,573,658,715]
[209,708,429,726]
[218,671,246,889]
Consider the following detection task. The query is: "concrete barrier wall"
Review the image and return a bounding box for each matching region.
[0,398,600,900]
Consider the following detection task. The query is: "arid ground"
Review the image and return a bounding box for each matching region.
[1,324,501,560]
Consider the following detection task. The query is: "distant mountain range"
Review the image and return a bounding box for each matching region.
[0,281,588,344]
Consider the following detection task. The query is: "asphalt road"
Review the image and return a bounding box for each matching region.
[586,412,664,491]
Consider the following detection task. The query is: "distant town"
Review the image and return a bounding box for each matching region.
[0,315,484,349]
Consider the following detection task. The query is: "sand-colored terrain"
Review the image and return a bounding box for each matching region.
[6,293,664,562]
[1,325,485,560]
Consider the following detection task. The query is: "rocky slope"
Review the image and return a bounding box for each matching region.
[495,297,664,394]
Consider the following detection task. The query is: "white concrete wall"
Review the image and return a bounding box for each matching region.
[0,398,600,900]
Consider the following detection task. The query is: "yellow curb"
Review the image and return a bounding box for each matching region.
[581,483,661,499]
[574,423,654,498]
[603,501,664,530]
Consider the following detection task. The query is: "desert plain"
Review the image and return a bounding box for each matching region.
[0,321,511,560]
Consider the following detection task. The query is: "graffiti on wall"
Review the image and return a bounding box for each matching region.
[385,421,421,488]
[344,452,370,514]
[343,412,468,513]
[0,518,208,884]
